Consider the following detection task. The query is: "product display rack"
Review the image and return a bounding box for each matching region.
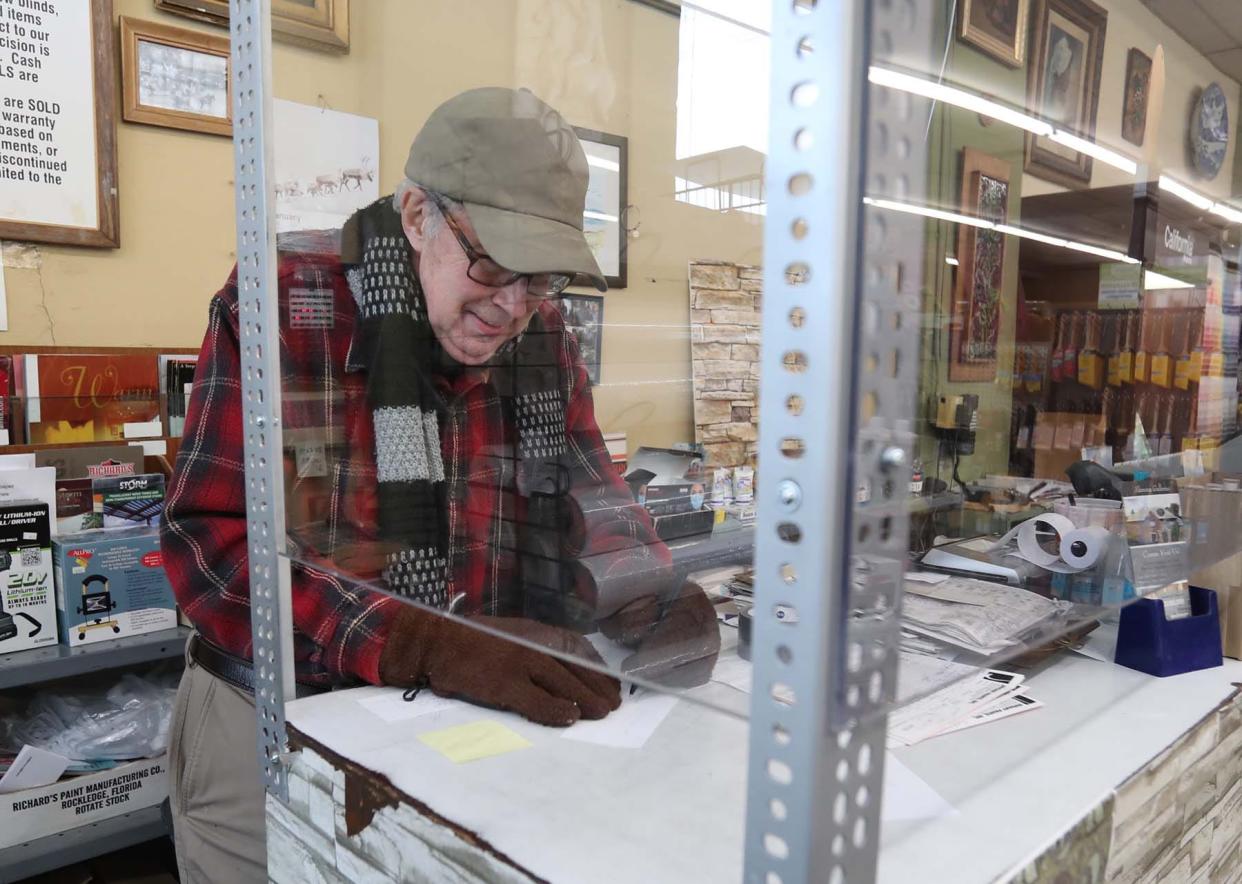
[0,625,189,691]
[0,805,169,882]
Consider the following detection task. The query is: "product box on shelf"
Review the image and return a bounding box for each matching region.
[0,501,55,656]
[0,755,168,849]
[52,528,176,646]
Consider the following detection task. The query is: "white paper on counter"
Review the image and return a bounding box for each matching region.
[882,753,956,822]
[358,690,458,723]
[561,689,679,749]
[0,745,69,793]
[0,453,35,470]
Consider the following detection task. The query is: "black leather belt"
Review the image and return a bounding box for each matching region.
[189,633,327,699]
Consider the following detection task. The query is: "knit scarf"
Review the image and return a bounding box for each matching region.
[340,198,572,611]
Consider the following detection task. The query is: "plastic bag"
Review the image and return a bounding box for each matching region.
[0,669,178,762]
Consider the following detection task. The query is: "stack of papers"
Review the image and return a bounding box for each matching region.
[889,653,1041,747]
[902,575,1068,655]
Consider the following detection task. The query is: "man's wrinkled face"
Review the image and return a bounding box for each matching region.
[399,189,540,366]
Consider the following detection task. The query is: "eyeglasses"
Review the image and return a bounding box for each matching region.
[429,194,573,297]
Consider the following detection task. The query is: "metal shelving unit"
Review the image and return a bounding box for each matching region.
[0,626,190,691]
[0,629,187,880]
[0,805,169,883]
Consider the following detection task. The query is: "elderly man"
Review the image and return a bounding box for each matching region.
[160,88,713,883]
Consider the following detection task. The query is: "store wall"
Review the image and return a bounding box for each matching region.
[917,0,1242,482]
[917,30,1029,480]
[0,0,763,449]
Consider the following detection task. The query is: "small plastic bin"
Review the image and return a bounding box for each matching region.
[1115,586,1223,677]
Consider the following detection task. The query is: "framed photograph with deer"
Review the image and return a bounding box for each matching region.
[949,148,1011,383]
[120,17,231,137]
[272,98,378,233]
[0,0,120,248]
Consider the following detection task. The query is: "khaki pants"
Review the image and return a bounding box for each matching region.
[169,641,267,884]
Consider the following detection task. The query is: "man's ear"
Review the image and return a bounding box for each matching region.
[400,187,432,251]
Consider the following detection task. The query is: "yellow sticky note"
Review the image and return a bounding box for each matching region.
[417,720,532,763]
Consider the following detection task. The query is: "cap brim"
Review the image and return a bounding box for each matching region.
[464,202,608,292]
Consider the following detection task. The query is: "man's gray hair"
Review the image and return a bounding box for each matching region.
[392,178,461,235]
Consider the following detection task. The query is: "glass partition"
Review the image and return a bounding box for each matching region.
[209,0,1242,880]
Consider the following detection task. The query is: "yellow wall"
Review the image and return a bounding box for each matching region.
[0,0,763,449]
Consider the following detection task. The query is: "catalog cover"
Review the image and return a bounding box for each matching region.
[92,474,165,529]
[21,355,161,445]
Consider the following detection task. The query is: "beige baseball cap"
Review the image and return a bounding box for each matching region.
[406,87,607,292]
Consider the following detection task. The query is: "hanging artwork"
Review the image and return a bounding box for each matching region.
[950,149,1011,383]
[573,128,628,289]
[120,18,231,137]
[958,0,1031,68]
[1121,48,1152,147]
[556,294,604,385]
[154,0,349,53]
[1024,0,1108,188]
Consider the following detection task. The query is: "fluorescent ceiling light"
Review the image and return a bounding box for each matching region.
[1159,176,1213,211]
[1063,240,1138,263]
[586,155,621,172]
[1210,202,1242,225]
[869,67,1138,177]
[869,198,1139,264]
[863,196,995,229]
[995,223,1067,248]
[1144,270,1194,290]
[868,66,1052,137]
[583,210,620,223]
[1049,130,1138,175]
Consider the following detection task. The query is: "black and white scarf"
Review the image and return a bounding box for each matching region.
[340,198,573,610]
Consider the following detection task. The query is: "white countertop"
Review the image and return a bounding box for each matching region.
[286,636,1242,884]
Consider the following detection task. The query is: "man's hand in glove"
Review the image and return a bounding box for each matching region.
[599,581,721,689]
[379,605,621,727]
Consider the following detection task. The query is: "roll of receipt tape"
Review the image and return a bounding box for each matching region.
[1059,525,1110,570]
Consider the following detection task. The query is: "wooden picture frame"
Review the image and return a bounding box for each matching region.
[154,0,350,54]
[556,294,605,385]
[1121,48,1153,147]
[0,0,119,248]
[959,0,1031,68]
[120,17,231,137]
[573,127,628,289]
[1024,0,1108,188]
[949,149,1011,383]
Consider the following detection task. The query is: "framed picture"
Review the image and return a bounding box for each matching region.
[121,17,231,137]
[154,0,349,54]
[573,127,628,289]
[959,0,1031,68]
[556,294,605,385]
[1024,0,1108,188]
[1121,49,1153,147]
[949,149,1011,383]
[0,0,119,248]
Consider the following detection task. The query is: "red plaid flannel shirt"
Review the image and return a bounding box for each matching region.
[161,253,666,686]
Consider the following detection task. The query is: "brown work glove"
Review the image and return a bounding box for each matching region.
[600,581,722,689]
[379,605,621,727]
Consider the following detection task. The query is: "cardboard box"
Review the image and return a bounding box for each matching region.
[0,755,168,849]
[0,501,56,656]
[53,529,176,646]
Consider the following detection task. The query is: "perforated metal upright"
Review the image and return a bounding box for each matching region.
[231,0,296,803]
[743,1,931,882]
